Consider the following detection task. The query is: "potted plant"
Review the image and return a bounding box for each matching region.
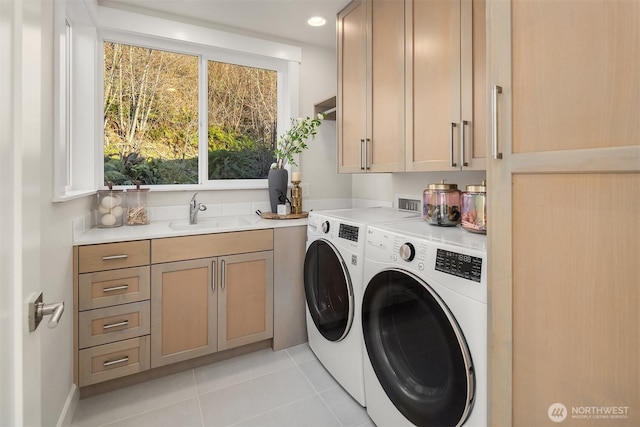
[268,113,325,213]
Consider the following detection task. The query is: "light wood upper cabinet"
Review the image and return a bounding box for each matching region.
[338,0,405,173]
[487,0,640,425]
[406,0,486,171]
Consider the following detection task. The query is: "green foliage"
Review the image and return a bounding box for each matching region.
[104,153,198,185]
[274,114,325,169]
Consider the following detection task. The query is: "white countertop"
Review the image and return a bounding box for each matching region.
[74,214,308,245]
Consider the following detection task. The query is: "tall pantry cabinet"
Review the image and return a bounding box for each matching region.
[487,0,640,425]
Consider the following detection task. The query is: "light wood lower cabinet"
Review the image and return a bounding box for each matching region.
[74,227,294,389]
[150,258,217,367]
[150,251,274,368]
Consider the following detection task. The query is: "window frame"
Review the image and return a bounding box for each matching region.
[99,31,295,191]
[53,3,301,200]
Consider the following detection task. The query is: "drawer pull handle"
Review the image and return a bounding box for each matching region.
[102,284,129,293]
[103,320,129,330]
[102,254,128,261]
[103,356,129,367]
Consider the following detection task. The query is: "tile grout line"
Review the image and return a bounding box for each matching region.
[193,369,206,427]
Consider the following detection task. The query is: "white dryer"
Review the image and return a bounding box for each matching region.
[362,220,487,426]
[304,208,420,406]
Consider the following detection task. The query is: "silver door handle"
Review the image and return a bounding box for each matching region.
[360,139,365,170]
[212,260,216,291]
[221,260,226,290]
[103,356,129,367]
[102,284,129,293]
[450,123,458,168]
[102,320,129,330]
[492,85,503,159]
[461,120,469,167]
[365,138,371,170]
[102,254,128,261]
[28,292,65,332]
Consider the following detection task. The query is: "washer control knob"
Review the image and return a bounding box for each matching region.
[321,221,330,234]
[399,243,415,262]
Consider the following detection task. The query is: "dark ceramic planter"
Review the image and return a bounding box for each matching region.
[268,168,288,213]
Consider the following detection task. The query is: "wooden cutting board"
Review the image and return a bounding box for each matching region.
[259,211,309,220]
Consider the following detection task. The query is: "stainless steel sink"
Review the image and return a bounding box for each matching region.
[168,216,258,231]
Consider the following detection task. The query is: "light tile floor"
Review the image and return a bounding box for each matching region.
[71,343,374,427]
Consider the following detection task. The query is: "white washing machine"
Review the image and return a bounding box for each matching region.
[304,208,420,406]
[362,220,487,426]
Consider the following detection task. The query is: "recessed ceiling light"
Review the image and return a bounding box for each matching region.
[307,16,327,27]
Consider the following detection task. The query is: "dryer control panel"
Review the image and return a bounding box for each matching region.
[435,249,482,283]
[339,223,359,242]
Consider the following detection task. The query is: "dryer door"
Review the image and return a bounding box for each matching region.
[362,269,474,427]
[304,239,354,342]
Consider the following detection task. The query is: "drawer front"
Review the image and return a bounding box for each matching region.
[79,301,150,349]
[152,229,274,263]
[78,336,150,387]
[79,266,150,311]
[78,240,150,273]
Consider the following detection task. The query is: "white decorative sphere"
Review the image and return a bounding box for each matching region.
[100,213,117,226]
[111,205,124,218]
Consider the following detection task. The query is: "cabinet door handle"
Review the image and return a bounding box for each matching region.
[365,138,371,170]
[212,260,216,291]
[360,139,365,170]
[103,356,129,367]
[102,320,129,330]
[102,254,128,261]
[450,123,458,168]
[461,120,469,167]
[492,85,503,159]
[221,260,226,290]
[102,284,129,293]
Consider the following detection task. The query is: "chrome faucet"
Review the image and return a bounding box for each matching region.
[189,192,207,224]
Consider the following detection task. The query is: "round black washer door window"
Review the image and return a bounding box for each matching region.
[362,269,475,427]
[304,239,354,342]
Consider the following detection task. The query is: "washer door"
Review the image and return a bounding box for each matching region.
[304,239,354,342]
[362,269,474,427]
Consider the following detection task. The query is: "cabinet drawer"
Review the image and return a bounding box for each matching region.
[78,336,150,387]
[152,229,273,264]
[79,301,150,349]
[79,266,150,311]
[78,240,150,273]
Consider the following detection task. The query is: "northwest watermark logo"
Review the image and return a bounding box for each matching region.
[548,403,568,423]
[548,403,630,422]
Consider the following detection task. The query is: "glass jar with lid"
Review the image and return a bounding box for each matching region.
[125,181,150,225]
[423,180,462,226]
[96,183,124,228]
[461,180,487,234]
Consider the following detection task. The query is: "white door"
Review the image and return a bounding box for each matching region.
[1,0,44,424]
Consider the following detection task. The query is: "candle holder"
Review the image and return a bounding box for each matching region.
[291,179,302,214]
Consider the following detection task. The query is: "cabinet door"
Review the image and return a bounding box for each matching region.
[151,258,217,367]
[488,0,640,425]
[369,0,405,172]
[406,0,461,171]
[217,251,274,351]
[338,0,367,173]
[461,0,486,169]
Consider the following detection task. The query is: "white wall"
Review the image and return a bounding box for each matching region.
[298,43,352,206]
[352,170,487,208]
[40,2,94,425]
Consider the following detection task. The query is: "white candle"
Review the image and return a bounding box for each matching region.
[292,172,301,182]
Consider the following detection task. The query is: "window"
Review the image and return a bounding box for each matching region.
[102,39,283,188]
[53,4,300,199]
